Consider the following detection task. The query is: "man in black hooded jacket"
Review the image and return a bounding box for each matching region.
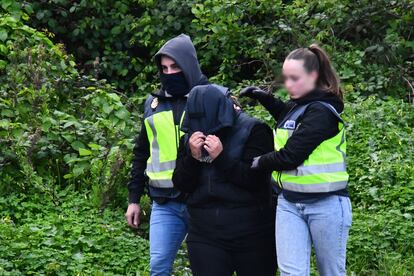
[173,84,277,276]
[125,34,208,276]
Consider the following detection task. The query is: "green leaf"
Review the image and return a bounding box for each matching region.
[88,143,101,150]
[0,29,8,42]
[63,121,74,128]
[1,0,12,10]
[1,109,14,117]
[0,59,6,70]
[71,141,85,151]
[114,108,130,120]
[0,119,10,128]
[78,148,92,156]
[63,173,73,179]
[60,60,67,70]
[107,93,120,101]
[102,103,113,114]
[111,26,122,35]
[41,120,51,131]
[0,45,8,55]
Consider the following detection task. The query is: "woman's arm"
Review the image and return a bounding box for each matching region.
[213,123,274,191]
[240,86,287,121]
[260,96,287,121]
[258,104,340,171]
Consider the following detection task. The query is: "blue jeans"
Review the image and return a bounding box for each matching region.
[149,201,188,276]
[276,194,352,276]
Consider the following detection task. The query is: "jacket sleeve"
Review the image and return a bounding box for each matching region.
[127,120,150,204]
[258,103,340,171]
[172,135,202,193]
[213,123,274,191]
[259,96,288,121]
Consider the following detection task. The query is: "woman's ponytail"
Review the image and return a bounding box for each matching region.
[286,44,343,101]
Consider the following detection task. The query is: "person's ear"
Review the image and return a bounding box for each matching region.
[309,70,319,83]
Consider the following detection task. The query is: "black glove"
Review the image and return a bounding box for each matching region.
[239,86,273,103]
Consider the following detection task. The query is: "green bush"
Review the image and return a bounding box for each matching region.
[348,209,414,274]
[20,0,414,98]
[0,11,140,210]
[0,192,150,275]
[345,96,414,213]
[344,96,414,273]
[23,0,142,91]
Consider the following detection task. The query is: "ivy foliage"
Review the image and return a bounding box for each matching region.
[20,0,414,97]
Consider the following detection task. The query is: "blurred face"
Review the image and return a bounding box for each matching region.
[160,56,181,74]
[283,59,318,99]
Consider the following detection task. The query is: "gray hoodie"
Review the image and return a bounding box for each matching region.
[154,34,208,96]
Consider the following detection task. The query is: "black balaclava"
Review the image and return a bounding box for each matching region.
[159,71,190,97]
[154,34,207,97]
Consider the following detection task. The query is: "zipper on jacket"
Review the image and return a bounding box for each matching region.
[274,103,296,189]
[171,98,182,151]
[175,125,179,150]
[274,102,298,190]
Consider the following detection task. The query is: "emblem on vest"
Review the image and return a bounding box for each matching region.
[283,120,296,129]
[151,97,159,110]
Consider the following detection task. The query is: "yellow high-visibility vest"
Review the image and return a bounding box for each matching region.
[144,98,185,188]
[272,101,349,193]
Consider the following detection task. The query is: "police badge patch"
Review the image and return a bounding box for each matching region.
[151,97,159,110]
[283,120,296,129]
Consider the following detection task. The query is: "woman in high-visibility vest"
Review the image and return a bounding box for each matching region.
[241,44,352,276]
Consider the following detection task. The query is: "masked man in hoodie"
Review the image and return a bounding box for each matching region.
[172,85,277,276]
[125,34,208,276]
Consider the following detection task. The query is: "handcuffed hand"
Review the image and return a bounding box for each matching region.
[203,135,223,161]
[189,131,206,161]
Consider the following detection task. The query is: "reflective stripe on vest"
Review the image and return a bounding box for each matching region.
[144,110,185,188]
[272,101,349,193]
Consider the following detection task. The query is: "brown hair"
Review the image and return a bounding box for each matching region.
[286,43,343,101]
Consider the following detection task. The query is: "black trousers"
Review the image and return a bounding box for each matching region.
[187,240,276,276]
[186,205,277,276]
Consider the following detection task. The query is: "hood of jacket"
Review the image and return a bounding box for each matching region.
[153,34,208,98]
[181,84,236,136]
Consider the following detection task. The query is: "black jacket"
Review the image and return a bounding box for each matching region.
[173,84,275,208]
[257,89,349,202]
[172,85,276,250]
[127,34,208,204]
[173,122,274,207]
[174,123,276,250]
